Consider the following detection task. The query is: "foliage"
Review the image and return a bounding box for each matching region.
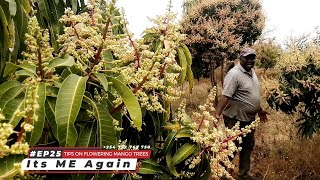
[265,45,320,138]
[0,0,87,83]
[253,40,281,71]
[181,0,265,82]
[0,0,258,179]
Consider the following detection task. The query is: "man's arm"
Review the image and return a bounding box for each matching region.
[215,95,230,119]
[216,69,236,120]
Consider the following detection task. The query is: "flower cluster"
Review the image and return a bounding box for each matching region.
[180,171,196,178]
[112,119,123,131]
[172,87,259,179]
[0,122,29,158]
[12,78,40,134]
[21,17,53,77]
[185,155,201,169]
[0,123,14,157]
[58,6,102,63]
[13,163,46,180]
[58,0,133,75]
[119,10,185,112]
[131,173,142,179]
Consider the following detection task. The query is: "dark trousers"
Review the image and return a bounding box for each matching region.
[223,115,255,177]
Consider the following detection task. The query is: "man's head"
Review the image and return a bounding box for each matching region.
[240,47,256,72]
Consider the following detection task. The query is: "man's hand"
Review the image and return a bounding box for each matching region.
[215,113,223,121]
[258,110,269,123]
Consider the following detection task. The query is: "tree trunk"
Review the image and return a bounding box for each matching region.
[220,58,225,86]
[210,60,217,87]
[210,60,219,107]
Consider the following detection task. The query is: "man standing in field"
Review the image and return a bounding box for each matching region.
[215,47,268,180]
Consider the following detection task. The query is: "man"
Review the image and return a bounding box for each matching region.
[215,47,268,180]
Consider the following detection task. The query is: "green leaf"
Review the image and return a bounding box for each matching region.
[3,98,24,127]
[60,69,72,81]
[0,80,20,96]
[83,96,117,147]
[180,43,192,65]
[182,113,192,122]
[47,56,75,72]
[47,0,64,25]
[46,86,59,97]
[95,73,108,92]
[77,121,96,147]
[150,111,163,137]
[164,102,170,122]
[7,18,15,49]
[176,127,193,138]
[138,159,163,174]
[142,32,160,40]
[10,21,19,62]
[0,85,24,109]
[162,123,179,130]
[199,161,211,180]
[3,61,37,77]
[37,0,50,20]
[172,143,197,165]
[0,5,9,61]
[20,0,32,14]
[95,174,111,180]
[186,65,194,93]
[5,0,17,16]
[55,74,88,146]
[76,109,92,122]
[80,0,85,8]
[3,62,19,77]
[102,50,115,70]
[45,97,58,140]
[70,0,78,13]
[107,77,142,131]
[96,104,117,146]
[162,131,177,155]
[19,61,37,74]
[14,0,28,46]
[48,24,59,51]
[0,155,26,179]
[166,153,179,177]
[177,47,187,84]
[15,69,34,77]
[26,83,46,146]
[102,49,114,62]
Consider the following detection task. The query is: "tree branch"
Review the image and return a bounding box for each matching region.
[159,63,167,78]
[128,35,141,68]
[37,40,44,79]
[17,117,30,142]
[72,22,80,39]
[93,18,111,66]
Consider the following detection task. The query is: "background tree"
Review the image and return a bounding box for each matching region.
[265,44,320,138]
[181,0,265,85]
[283,33,311,50]
[253,39,282,73]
